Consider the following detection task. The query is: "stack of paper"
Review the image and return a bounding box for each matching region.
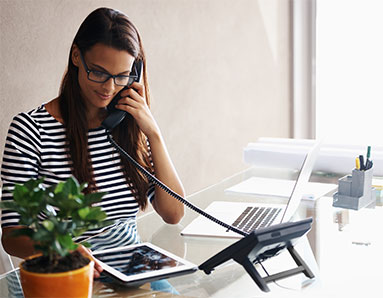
[224,177,337,200]
[243,138,383,176]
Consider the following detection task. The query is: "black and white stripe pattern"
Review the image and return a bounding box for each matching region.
[1,105,155,243]
[84,218,140,251]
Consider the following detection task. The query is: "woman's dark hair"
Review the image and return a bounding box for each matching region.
[59,7,152,210]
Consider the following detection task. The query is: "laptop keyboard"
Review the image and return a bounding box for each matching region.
[232,206,282,233]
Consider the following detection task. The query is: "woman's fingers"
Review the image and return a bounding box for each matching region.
[113,81,159,138]
[116,88,146,116]
[76,244,103,279]
[129,82,144,97]
[119,82,143,99]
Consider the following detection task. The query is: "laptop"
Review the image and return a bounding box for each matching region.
[181,141,321,238]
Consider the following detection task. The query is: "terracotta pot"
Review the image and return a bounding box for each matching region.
[19,256,94,298]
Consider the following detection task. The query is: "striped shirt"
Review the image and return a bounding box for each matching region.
[1,105,155,244]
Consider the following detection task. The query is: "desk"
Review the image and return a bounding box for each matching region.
[0,167,382,297]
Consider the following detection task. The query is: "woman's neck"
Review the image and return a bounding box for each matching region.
[45,98,106,129]
[45,98,64,124]
[87,109,106,129]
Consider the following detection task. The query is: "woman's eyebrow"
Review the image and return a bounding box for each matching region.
[89,62,131,75]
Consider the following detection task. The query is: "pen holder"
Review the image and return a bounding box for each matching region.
[333,168,376,210]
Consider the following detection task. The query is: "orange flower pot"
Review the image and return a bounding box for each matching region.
[19,257,94,298]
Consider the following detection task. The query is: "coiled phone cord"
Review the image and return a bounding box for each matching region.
[106,132,248,237]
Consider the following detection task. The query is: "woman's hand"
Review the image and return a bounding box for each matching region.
[76,244,103,279]
[115,82,160,139]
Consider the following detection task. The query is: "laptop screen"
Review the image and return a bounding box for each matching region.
[280,141,321,223]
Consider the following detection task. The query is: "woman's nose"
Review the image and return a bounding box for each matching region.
[101,77,116,92]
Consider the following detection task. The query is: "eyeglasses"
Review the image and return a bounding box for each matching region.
[79,51,138,86]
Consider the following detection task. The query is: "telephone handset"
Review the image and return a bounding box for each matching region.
[101,59,143,131]
[102,61,246,237]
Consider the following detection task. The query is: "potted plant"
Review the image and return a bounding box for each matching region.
[0,176,111,298]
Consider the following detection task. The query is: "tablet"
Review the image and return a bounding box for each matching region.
[93,242,198,287]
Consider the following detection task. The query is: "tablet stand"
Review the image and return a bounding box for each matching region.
[198,219,315,292]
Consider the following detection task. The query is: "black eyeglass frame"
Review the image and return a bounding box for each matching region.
[79,51,138,87]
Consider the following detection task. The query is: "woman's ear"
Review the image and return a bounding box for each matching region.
[71,45,81,67]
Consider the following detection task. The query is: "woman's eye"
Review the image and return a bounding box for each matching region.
[93,70,107,78]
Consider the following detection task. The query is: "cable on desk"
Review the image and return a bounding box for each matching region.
[258,261,300,292]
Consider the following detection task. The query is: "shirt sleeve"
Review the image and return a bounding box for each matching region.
[1,112,41,228]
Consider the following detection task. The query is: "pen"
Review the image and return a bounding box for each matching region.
[368,160,374,170]
[365,146,372,170]
[366,159,373,170]
[359,155,365,170]
[355,157,360,170]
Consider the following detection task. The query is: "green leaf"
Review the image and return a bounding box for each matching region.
[12,184,28,203]
[85,207,107,221]
[58,234,77,251]
[83,192,107,205]
[68,177,81,194]
[78,207,90,219]
[81,241,91,248]
[72,227,88,237]
[54,181,64,195]
[42,220,54,231]
[33,244,50,257]
[57,221,69,234]
[79,182,88,192]
[19,217,35,226]
[55,177,80,198]
[32,229,52,243]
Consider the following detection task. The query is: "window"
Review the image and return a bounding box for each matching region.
[316,0,383,146]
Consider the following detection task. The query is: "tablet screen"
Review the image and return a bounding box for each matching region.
[96,245,181,276]
[93,242,197,285]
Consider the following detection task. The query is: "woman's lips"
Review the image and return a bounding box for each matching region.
[96,92,113,100]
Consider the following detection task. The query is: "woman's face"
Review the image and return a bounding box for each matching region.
[72,43,135,113]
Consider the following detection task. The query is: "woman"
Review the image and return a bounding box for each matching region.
[1,7,185,276]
